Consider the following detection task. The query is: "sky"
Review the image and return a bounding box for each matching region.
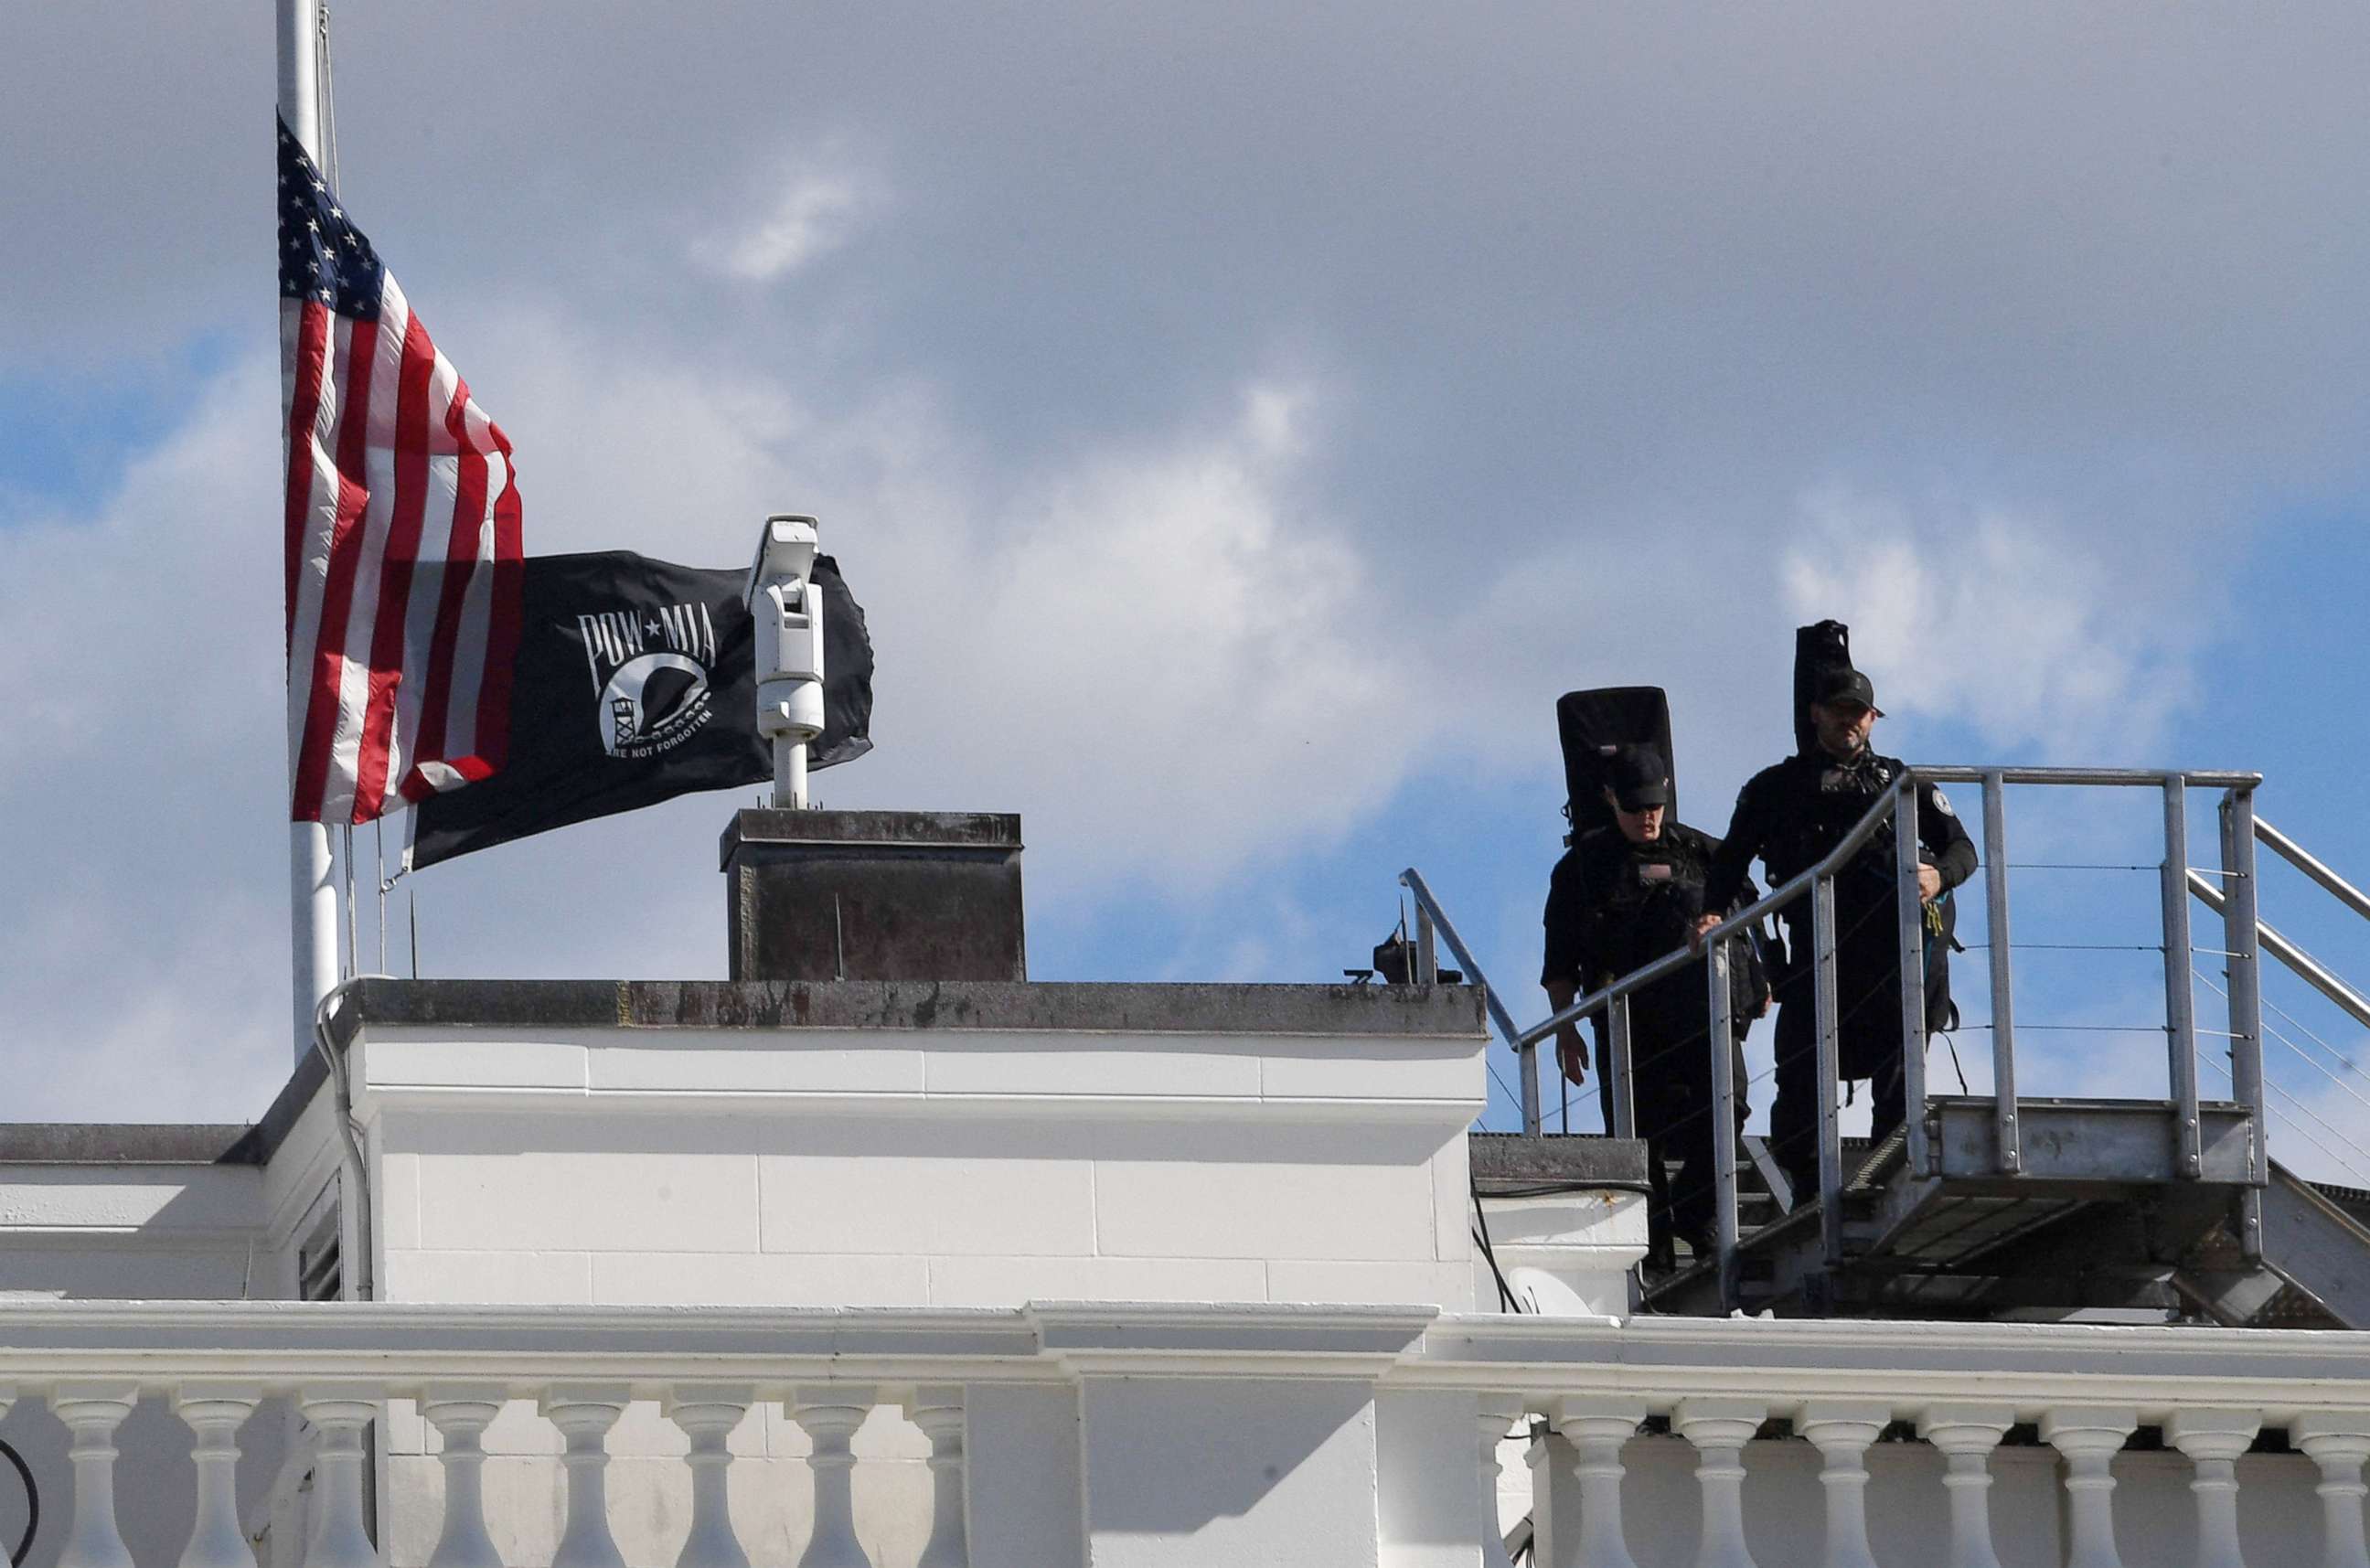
[4,2,2368,1183]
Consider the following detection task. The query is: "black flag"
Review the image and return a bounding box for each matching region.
[408,550,872,868]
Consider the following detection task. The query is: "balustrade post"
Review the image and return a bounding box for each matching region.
[1674,1399,1764,1568]
[792,1386,878,1568]
[542,1385,632,1568]
[667,1385,756,1568]
[1553,1399,1643,1568]
[1475,1398,1524,1568]
[176,1386,264,1568]
[1919,1405,2011,1568]
[1799,1403,1887,1568]
[2168,1408,2261,1568]
[52,1385,139,1568]
[421,1388,507,1568]
[2292,1413,2370,1568]
[902,1387,970,1568]
[299,1388,384,1568]
[2040,1407,2135,1568]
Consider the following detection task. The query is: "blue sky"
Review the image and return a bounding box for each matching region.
[3,2,2367,1182]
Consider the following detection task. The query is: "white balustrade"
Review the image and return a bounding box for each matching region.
[299,1388,384,1568]
[1674,1399,1764,1568]
[52,1385,137,1568]
[2,1301,2369,1568]
[1798,1403,1886,1568]
[903,1387,970,1568]
[667,1385,756,1568]
[543,1386,632,1568]
[422,1388,507,1568]
[794,1386,878,1568]
[2041,1406,2135,1568]
[1476,1398,1524,1568]
[2169,1408,2262,1568]
[176,1386,262,1568]
[1918,1405,2010,1568]
[1554,1398,1643,1568]
[2293,1413,2370,1568]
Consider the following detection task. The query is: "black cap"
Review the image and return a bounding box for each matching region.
[1813,667,1884,717]
[1604,745,1670,811]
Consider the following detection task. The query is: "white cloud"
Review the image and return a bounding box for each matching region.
[1779,484,2204,758]
[690,152,880,283]
[909,379,1409,889]
[0,356,301,1118]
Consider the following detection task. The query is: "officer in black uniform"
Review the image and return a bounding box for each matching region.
[1543,745,1764,1265]
[1694,668,1976,1206]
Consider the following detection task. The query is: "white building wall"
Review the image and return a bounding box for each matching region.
[354,1018,1485,1312]
[342,997,1485,1567]
[0,1162,262,1299]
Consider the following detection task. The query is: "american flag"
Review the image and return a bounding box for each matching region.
[279,116,522,825]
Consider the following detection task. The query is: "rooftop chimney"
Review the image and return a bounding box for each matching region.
[721,809,1026,982]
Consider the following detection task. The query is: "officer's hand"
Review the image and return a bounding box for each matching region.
[1688,912,1721,954]
[1917,864,1943,903]
[1555,1024,1589,1085]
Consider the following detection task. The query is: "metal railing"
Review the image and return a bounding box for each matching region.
[1405,765,2269,1307]
[2191,816,2370,1033]
[2187,811,2370,1228]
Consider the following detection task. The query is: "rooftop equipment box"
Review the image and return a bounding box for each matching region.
[721,808,1027,982]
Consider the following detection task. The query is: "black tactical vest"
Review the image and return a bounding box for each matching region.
[1765,751,1905,894]
[1575,826,1713,981]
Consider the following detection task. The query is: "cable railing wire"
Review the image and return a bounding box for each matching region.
[2260,989,2370,1093]
[2194,967,2370,1166]
[2200,1041,2370,1190]
[2261,996,2370,1125]
[1957,942,2166,953]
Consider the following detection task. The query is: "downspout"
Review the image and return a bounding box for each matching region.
[312,981,375,1301]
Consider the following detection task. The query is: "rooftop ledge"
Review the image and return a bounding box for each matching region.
[325,976,1489,1045]
[0,982,1493,1169]
[314,976,1494,1134]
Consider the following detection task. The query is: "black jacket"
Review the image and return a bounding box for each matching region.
[1543,821,1766,1024]
[1702,749,1977,931]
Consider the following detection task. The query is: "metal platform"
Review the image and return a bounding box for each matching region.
[1643,1098,2261,1319]
[1404,763,2370,1329]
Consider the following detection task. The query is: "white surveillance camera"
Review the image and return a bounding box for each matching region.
[747,514,821,607]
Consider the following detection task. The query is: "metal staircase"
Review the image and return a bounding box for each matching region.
[1406,764,2370,1326]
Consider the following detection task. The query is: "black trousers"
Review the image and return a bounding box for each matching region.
[1596,999,1749,1253]
[1767,908,1945,1203]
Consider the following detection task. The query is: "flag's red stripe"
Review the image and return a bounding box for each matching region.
[350,313,439,818]
[409,376,489,778]
[282,300,330,657]
[290,315,380,821]
[475,442,527,774]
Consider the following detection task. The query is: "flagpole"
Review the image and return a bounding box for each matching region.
[280,0,339,1057]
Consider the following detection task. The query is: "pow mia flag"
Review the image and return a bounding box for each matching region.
[407,550,872,869]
